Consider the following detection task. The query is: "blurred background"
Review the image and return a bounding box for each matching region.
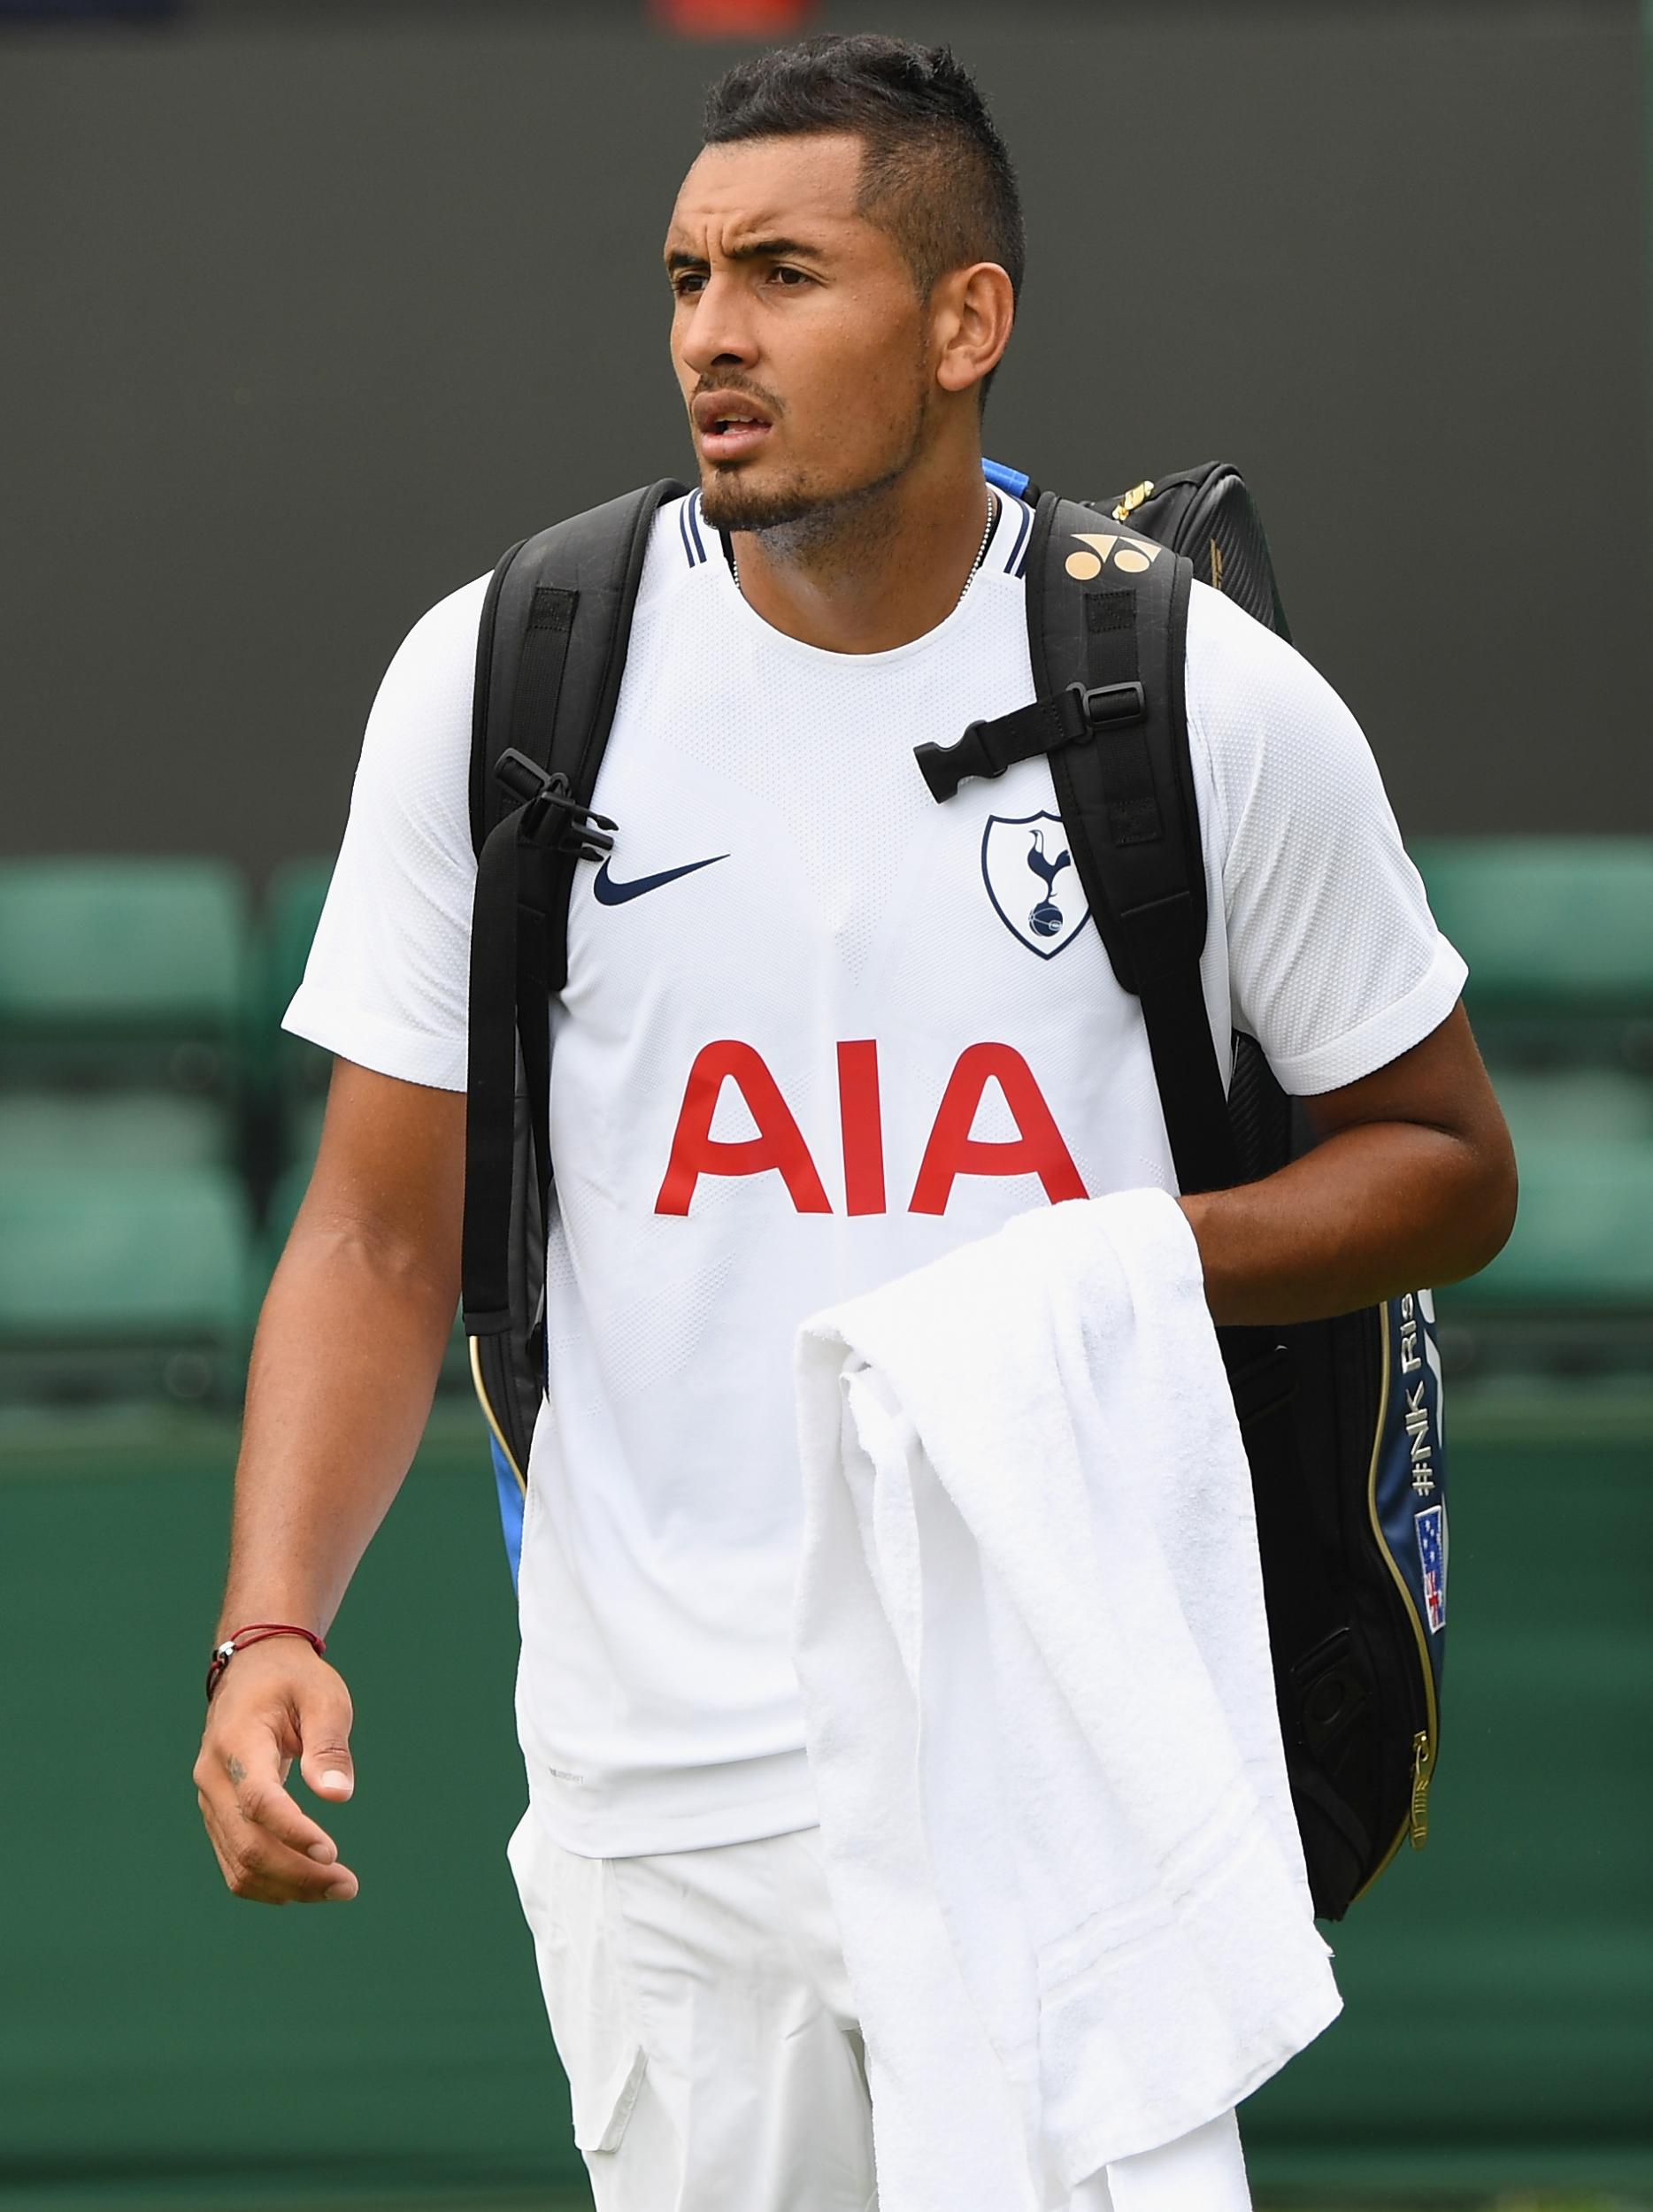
[1,0,1649,2207]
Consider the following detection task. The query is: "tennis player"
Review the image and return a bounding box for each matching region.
[193,35,1516,2210]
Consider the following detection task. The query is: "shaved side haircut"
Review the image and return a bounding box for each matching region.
[703,35,1025,395]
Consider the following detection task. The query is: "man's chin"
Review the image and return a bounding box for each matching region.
[696,463,819,536]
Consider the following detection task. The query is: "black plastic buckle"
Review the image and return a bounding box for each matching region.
[496,748,618,861]
[1066,679,1146,736]
[914,679,1149,805]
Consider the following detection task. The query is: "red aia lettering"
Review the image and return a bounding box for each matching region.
[655,1040,1085,1217]
[836,1040,887,1217]
[655,1041,833,1217]
[907,1042,1086,1214]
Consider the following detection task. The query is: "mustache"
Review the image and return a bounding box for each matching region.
[692,376,785,419]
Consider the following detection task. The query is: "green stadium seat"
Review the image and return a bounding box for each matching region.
[0,1164,253,1403]
[1491,1067,1653,1150]
[264,856,334,998]
[1449,1139,1653,1312]
[261,857,334,1066]
[0,858,248,1091]
[254,859,336,1179]
[1412,836,1653,1025]
[1436,1135,1653,1373]
[1411,843,1653,1369]
[0,1091,231,1170]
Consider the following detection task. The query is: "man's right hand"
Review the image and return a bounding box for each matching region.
[193,1061,464,1906]
[194,1638,360,1904]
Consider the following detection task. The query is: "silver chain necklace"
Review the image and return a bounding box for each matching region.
[730,488,998,609]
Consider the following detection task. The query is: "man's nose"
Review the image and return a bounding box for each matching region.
[678,275,759,378]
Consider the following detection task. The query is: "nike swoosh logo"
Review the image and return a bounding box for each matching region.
[592,853,729,906]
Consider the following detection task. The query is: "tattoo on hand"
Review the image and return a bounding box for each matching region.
[226,1756,247,1786]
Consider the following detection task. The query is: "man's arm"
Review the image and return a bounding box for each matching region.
[1180,1002,1517,1327]
[193,1058,465,1904]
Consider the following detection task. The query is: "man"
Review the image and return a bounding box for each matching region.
[194,34,1516,2211]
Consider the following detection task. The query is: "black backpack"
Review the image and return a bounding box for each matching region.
[460,460,1449,1923]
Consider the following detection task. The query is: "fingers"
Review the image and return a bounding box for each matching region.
[232,1756,342,1862]
[193,1653,360,1906]
[296,1676,356,1804]
[197,1779,359,1906]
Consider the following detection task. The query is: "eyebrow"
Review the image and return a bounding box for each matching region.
[664,236,826,273]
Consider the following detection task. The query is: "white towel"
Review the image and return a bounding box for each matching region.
[793,1188,1342,2212]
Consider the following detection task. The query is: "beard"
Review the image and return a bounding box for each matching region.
[698,466,833,535]
[696,373,930,568]
[698,459,904,556]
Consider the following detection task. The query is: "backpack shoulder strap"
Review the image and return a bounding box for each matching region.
[463,480,683,1368]
[1025,495,1203,972]
[469,479,687,879]
[1032,490,1241,1197]
[913,489,1240,1198]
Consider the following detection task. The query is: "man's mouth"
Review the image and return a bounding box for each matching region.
[694,392,774,463]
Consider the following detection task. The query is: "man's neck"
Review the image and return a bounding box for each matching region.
[727,456,994,656]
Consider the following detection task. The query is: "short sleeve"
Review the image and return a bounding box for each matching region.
[1186,583,1467,1097]
[281,574,488,1093]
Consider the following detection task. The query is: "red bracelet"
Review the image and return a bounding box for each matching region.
[205,1622,327,1702]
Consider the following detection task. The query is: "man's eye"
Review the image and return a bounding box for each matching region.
[672,273,706,298]
[770,266,809,288]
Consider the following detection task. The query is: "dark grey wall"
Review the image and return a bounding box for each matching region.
[3,1,1646,877]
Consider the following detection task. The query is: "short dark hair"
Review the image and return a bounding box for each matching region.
[703,35,1025,313]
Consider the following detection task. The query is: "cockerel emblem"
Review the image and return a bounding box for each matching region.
[980,810,1090,960]
[1024,826,1071,939]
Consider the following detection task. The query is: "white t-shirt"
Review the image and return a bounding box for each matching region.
[286,490,1466,1858]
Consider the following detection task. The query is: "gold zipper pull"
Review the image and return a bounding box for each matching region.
[1111,479,1155,524]
[1409,1730,1433,1849]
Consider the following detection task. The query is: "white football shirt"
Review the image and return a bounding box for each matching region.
[286,490,1466,1857]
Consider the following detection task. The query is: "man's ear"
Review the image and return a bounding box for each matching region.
[933,262,1015,400]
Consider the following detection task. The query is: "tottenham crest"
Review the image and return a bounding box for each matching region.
[980,811,1090,959]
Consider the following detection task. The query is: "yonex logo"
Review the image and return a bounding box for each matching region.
[1065,531,1163,581]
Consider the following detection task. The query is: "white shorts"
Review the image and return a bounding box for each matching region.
[507,1810,1254,2212]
